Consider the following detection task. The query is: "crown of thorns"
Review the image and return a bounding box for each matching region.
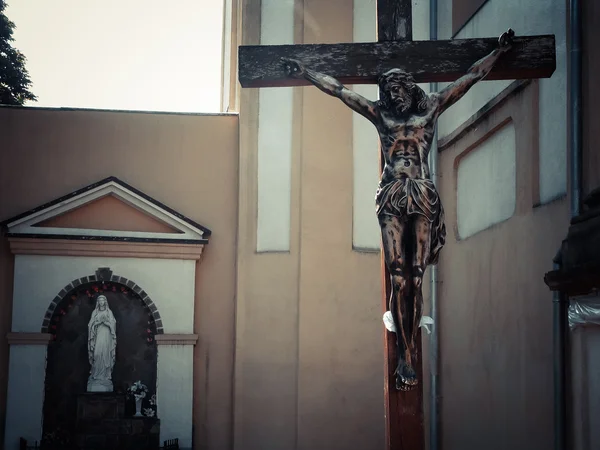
[377,69,429,112]
[378,69,415,87]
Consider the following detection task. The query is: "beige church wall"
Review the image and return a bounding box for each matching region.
[436,82,569,450]
[0,107,238,449]
[437,0,567,205]
[235,0,386,449]
[297,3,382,449]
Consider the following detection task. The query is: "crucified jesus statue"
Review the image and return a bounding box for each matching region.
[283,29,515,391]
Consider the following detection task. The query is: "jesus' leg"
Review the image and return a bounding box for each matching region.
[409,215,432,364]
[379,214,415,390]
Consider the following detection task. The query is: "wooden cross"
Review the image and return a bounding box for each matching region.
[238,1,555,449]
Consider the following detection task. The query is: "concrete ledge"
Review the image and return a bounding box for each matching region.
[9,238,205,260]
[7,332,53,345]
[155,334,198,346]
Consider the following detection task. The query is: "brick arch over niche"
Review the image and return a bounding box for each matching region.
[41,267,164,334]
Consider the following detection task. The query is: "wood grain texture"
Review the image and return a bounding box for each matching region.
[238,35,556,87]
[378,0,412,41]
[381,268,425,450]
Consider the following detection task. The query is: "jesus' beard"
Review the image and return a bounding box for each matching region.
[391,98,413,117]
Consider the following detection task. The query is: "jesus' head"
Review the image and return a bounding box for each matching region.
[378,68,429,117]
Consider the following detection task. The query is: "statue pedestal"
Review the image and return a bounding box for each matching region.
[87,378,113,392]
[75,393,160,450]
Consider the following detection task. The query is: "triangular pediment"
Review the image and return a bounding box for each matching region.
[2,177,211,243]
[33,195,183,234]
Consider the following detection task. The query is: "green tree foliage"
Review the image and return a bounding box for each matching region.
[0,0,36,105]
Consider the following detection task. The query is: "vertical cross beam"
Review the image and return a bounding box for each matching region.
[378,0,412,41]
[377,2,424,450]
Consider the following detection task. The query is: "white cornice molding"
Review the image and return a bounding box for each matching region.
[4,179,210,243]
[7,237,205,260]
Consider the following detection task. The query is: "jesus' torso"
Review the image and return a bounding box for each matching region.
[376,103,437,186]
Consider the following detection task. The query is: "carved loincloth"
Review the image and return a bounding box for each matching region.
[376,177,446,265]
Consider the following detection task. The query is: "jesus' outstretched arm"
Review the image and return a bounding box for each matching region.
[282,58,379,124]
[432,28,515,115]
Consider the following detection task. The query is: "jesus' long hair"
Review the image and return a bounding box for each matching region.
[377,69,429,114]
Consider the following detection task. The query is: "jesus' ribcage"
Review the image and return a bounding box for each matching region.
[378,124,434,183]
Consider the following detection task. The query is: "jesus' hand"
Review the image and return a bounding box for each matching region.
[282,58,305,78]
[498,28,515,52]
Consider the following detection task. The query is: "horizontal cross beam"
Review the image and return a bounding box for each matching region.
[238,35,555,88]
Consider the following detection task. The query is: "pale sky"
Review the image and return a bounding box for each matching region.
[6,0,224,113]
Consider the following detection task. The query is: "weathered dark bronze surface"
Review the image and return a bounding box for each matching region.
[237,1,557,447]
[282,29,514,394]
[239,35,556,88]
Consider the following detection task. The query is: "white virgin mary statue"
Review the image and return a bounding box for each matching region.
[87,295,117,392]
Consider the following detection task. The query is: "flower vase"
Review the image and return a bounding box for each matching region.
[134,397,143,417]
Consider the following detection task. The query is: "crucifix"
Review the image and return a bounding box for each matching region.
[238,1,555,449]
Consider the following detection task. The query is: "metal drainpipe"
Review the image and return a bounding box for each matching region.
[553,256,567,450]
[554,0,582,448]
[428,0,439,448]
[569,0,582,220]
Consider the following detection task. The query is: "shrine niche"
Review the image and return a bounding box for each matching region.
[1,177,209,450]
[42,271,161,447]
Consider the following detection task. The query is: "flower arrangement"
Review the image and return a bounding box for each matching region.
[127,380,148,401]
[142,393,157,417]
